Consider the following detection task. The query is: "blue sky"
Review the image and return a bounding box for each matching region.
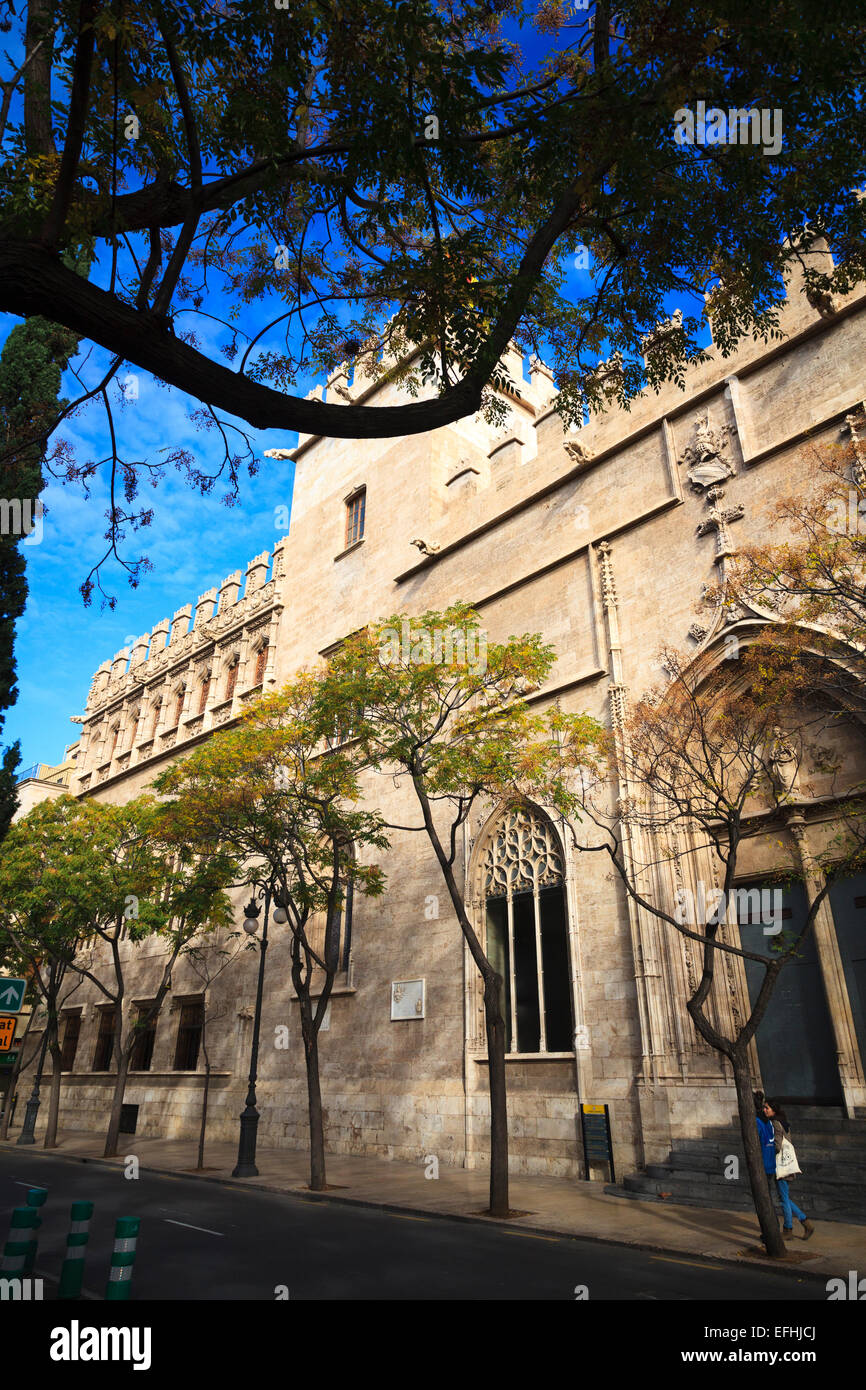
[0,5,700,771]
[3,319,301,769]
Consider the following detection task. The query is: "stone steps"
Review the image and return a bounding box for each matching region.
[660,1149,865,1180]
[609,1113,866,1225]
[607,1177,866,1224]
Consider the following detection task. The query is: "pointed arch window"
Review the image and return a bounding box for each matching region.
[254,644,268,687]
[198,673,211,714]
[481,805,572,1054]
[225,661,239,701]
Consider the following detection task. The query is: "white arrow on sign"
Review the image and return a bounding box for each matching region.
[0,982,24,1010]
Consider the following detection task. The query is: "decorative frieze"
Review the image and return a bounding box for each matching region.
[73,543,288,789]
[678,412,737,491]
[695,485,745,560]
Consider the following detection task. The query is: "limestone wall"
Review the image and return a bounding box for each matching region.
[56,270,866,1174]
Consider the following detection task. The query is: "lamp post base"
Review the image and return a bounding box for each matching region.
[16,1097,40,1145]
[232,1105,260,1177]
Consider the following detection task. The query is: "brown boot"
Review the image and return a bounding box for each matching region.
[801,1219,815,1240]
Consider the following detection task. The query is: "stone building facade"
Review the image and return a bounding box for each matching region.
[47,255,866,1179]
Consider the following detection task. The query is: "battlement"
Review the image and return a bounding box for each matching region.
[83,538,290,715]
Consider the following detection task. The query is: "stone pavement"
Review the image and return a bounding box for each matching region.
[3,1122,865,1283]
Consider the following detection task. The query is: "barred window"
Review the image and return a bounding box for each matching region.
[174,1000,204,1071]
[60,1014,81,1072]
[92,1009,116,1071]
[130,1006,157,1071]
[345,488,366,547]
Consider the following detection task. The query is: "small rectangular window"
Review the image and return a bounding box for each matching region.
[130,1007,157,1071]
[174,1000,204,1071]
[92,1009,116,1071]
[345,489,366,548]
[60,1014,81,1072]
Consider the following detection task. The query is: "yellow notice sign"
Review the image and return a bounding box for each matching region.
[0,1016,16,1052]
[582,1103,605,1114]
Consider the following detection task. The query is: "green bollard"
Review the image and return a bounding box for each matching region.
[58,1200,94,1300]
[105,1216,140,1301]
[23,1188,47,1275]
[1,1207,38,1276]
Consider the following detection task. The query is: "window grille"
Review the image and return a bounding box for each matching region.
[60,1014,81,1072]
[174,1001,204,1071]
[130,1007,157,1071]
[92,1009,116,1071]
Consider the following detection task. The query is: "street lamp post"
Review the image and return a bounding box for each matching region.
[17,1029,49,1146]
[232,878,288,1178]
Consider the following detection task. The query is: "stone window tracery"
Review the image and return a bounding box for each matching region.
[479,806,572,1055]
[482,805,564,898]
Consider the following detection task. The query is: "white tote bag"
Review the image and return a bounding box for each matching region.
[776,1136,801,1179]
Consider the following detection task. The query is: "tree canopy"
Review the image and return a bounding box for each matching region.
[3,0,866,461]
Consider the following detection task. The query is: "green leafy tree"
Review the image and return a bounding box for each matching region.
[1,1,865,596]
[318,604,602,1216]
[561,642,866,1257]
[156,672,387,1191]
[0,793,236,1157]
[0,799,93,1146]
[0,935,40,1140]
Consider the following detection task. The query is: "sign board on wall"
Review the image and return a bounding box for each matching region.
[390,979,425,1020]
[580,1102,615,1183]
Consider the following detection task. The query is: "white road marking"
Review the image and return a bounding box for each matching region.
[164,1218,224,1236]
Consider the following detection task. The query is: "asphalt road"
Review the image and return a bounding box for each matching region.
[0,1149,825,1302]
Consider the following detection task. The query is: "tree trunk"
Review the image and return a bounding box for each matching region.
[197,1020,210,1171]
[731,1052,786,1258]
[103,1050,131,1159]
[43,1039,63,1149]
[299,994,326,1191]
[482,969,510,1217]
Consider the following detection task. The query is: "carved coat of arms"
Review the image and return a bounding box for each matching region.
[679,413,736,491]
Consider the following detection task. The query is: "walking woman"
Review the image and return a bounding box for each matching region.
[759,1098,815,1240]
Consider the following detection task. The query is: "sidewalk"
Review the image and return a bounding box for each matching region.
[3,1123,865,1282]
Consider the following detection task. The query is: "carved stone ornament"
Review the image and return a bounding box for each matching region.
[679,412,736,491]
[769,725,801,802]
[481,805,564,899]
[564,438,594,465]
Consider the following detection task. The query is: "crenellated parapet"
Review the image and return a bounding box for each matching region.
[72,539,290,794]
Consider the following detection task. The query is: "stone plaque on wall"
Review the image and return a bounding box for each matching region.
[390,979,425,1021]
